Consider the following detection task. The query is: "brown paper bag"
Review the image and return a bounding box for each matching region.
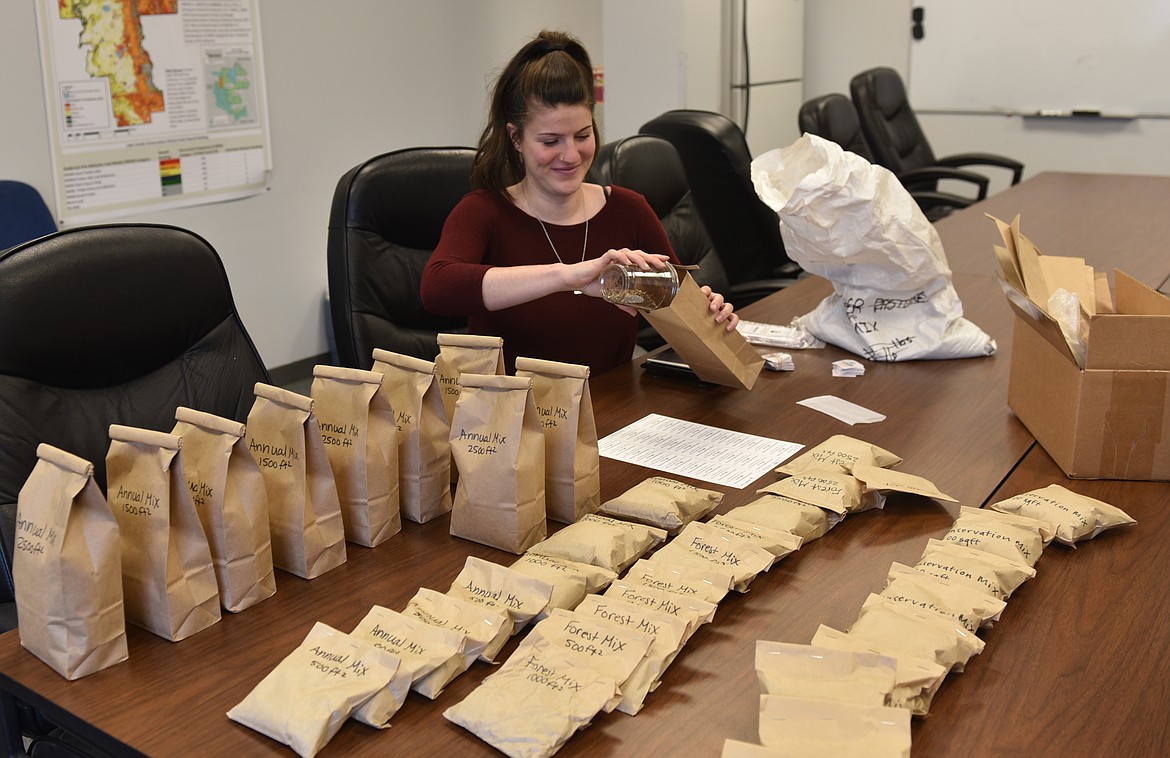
[310,365,401,547]
[436,334,502,487]
[246,383,347,579]
[449,374,546,553]
[172,407,276,613]
[14,444,128,679]
[514,356,600,524]
[644,272,765,390]
[370,349,452,524]
[106,425,221,641]
[435,333,505,432]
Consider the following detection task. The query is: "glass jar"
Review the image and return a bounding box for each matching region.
[598,263,680,311]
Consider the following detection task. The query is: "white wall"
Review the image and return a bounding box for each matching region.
[601,0,727,142]
[801,0,1170,195]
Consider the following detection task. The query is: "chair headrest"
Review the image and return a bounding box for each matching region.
[593,135,689,217]
[799,94,873,160]
[0,224,238,387]
[329,147,476,250]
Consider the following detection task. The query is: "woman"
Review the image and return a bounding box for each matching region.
[420,30,737,374]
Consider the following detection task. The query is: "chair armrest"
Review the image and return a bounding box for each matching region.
[898,166,990,200]
[935,153,1025,185]
[911,188,975,207]
[907,190,977,222]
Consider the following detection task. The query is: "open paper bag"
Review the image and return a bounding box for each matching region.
[644,273,764,390]
[751,133,995,361]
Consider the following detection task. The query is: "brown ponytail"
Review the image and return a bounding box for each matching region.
[470,30,597,199]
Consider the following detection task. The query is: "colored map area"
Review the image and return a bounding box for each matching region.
[59,0,178,127]
[211,61,252,123]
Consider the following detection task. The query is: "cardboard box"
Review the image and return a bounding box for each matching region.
[1005,271,1170,480]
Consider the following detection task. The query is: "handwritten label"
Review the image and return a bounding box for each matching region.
[307,645,370,678]
[536,403,569,430]
[522,655,583,692]
[319,420,359,449]
[248,438,299,470]
[113,485,160,516]
[188,479,214,507]
[456,428,507,457]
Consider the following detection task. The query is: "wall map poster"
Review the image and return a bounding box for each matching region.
[35,0,272,225]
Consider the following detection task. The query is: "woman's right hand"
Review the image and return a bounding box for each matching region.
[570,248,671,313]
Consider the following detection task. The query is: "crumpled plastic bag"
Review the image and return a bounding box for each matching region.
[751,133,995,361]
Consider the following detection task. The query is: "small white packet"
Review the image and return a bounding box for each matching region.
[736,320,825,350]
[761,351,795,371]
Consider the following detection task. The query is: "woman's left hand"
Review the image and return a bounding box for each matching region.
[701,285,739,331]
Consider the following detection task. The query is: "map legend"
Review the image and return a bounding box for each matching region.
[159,158,182,196]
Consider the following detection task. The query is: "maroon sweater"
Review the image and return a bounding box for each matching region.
[420,186,677,374]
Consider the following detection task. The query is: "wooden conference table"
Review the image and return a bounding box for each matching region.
[2,172,1168,757]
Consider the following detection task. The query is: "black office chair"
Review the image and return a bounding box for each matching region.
[0,223,270,753]
[592,134,794,304]
[849,67,1024,195]
[797,93,980,221]
[327,147,474,368]
[0,180,56,251]
[640,110,802,287]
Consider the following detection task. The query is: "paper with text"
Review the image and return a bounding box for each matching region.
[598,414,802,489]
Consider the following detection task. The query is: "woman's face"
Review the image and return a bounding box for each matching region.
[510,102,595,201]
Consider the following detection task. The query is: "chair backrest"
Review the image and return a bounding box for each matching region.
[0,180,56,251]
[639,110,796,284]
[849,67,937,175]
[798,93,875,162]
[327,147,474,368]
[591,135,732,296]
[0,224,270,609]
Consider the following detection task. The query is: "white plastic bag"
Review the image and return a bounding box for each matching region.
[751,134,995,361]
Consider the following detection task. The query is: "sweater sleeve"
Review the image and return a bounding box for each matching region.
[420,192,494,317]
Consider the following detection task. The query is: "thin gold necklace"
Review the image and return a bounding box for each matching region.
[527,184,589,294]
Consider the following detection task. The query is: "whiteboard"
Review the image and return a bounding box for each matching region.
[908,0,1170,117]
